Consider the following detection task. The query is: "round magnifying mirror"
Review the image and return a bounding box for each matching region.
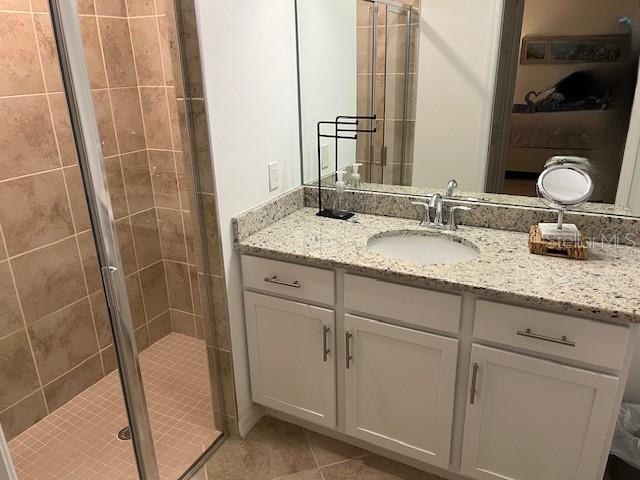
[536,160,594,241]
[537,165,594,209]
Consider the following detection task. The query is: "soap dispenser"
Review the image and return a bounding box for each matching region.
[351,163,362,188]
[332,170,349,218]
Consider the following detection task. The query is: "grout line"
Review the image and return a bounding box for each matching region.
[305,430,321,470]
[25,295,91,329]
[0,323,24,343]
[319,453,371,470]
[39,352,102,390]
[82,13,165,20]
[6,232,77,260]
[0,389,44,417]
[0,91,52,100]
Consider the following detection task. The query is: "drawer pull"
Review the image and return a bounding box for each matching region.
[323,325,330,362]
[470,362,479,405]
[345,331,353,369]
[264,275,301,289]
[516,328,576,347]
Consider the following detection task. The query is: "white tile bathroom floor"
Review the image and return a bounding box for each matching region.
[8,333,220,480]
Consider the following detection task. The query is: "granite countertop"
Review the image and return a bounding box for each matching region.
[237,208,640,324]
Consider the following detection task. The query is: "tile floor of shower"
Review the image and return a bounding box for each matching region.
[8,333,220,480]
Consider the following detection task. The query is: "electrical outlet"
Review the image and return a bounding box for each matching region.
[321,144,330,170]
[268,162,279,191]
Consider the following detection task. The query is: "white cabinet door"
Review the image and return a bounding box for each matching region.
[244,292,336,427]
[461,345,619,480]
[344,314,458,468]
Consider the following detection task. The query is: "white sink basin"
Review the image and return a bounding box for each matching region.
[368,231,479,265]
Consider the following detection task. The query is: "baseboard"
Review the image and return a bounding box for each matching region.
[238,404,265,438]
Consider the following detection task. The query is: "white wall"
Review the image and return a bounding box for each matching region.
[411,0,504,192]
[297,0,358,183]
[195,0,301,430]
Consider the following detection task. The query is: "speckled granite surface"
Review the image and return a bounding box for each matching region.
[233,188,304,243]
[237,208,640,324]
[304,186,640,247]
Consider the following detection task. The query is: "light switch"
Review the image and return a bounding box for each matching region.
[268,161,279,191]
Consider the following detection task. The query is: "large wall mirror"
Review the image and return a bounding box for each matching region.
[296,0,640,216]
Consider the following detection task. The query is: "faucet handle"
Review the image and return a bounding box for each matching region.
[447,206,471,231]
[411,201,431,226]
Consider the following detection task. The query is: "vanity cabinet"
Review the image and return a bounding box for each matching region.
[344,314,458,468]
[461,344,619,480]
[241,255,632,480]
[244,292,336,428]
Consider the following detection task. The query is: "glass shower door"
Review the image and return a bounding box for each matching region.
[0,0,149,478]
[1,0,222,479]
[48,0,223,478]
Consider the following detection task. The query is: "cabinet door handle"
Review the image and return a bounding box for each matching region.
[516,328,576,347]
[470,362,479,405]
[264,275,301,289]
[345,331,353,369]
[323,325,330,362]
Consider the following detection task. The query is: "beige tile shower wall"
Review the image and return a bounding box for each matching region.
[162,0,239,435]
[0,0,180,440]
[356,0,420,186]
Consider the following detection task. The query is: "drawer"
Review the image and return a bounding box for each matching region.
[344,274,461,334]
[474,300,630,370]
[241,255,335,306]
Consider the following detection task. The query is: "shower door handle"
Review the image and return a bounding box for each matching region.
[100,265,120,314]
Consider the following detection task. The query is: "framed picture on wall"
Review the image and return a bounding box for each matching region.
[520,35,630,65]
[522,40,549,64]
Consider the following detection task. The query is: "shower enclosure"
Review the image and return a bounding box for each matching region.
[0,0,226,479]
[356,0,419,185]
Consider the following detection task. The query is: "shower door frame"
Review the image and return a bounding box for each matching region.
[48,0,161,478]
[361,0,414,185]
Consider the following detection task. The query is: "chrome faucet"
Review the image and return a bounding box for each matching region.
[411,193,472,230]
[429,193,444,227]
[411,194,445,228]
